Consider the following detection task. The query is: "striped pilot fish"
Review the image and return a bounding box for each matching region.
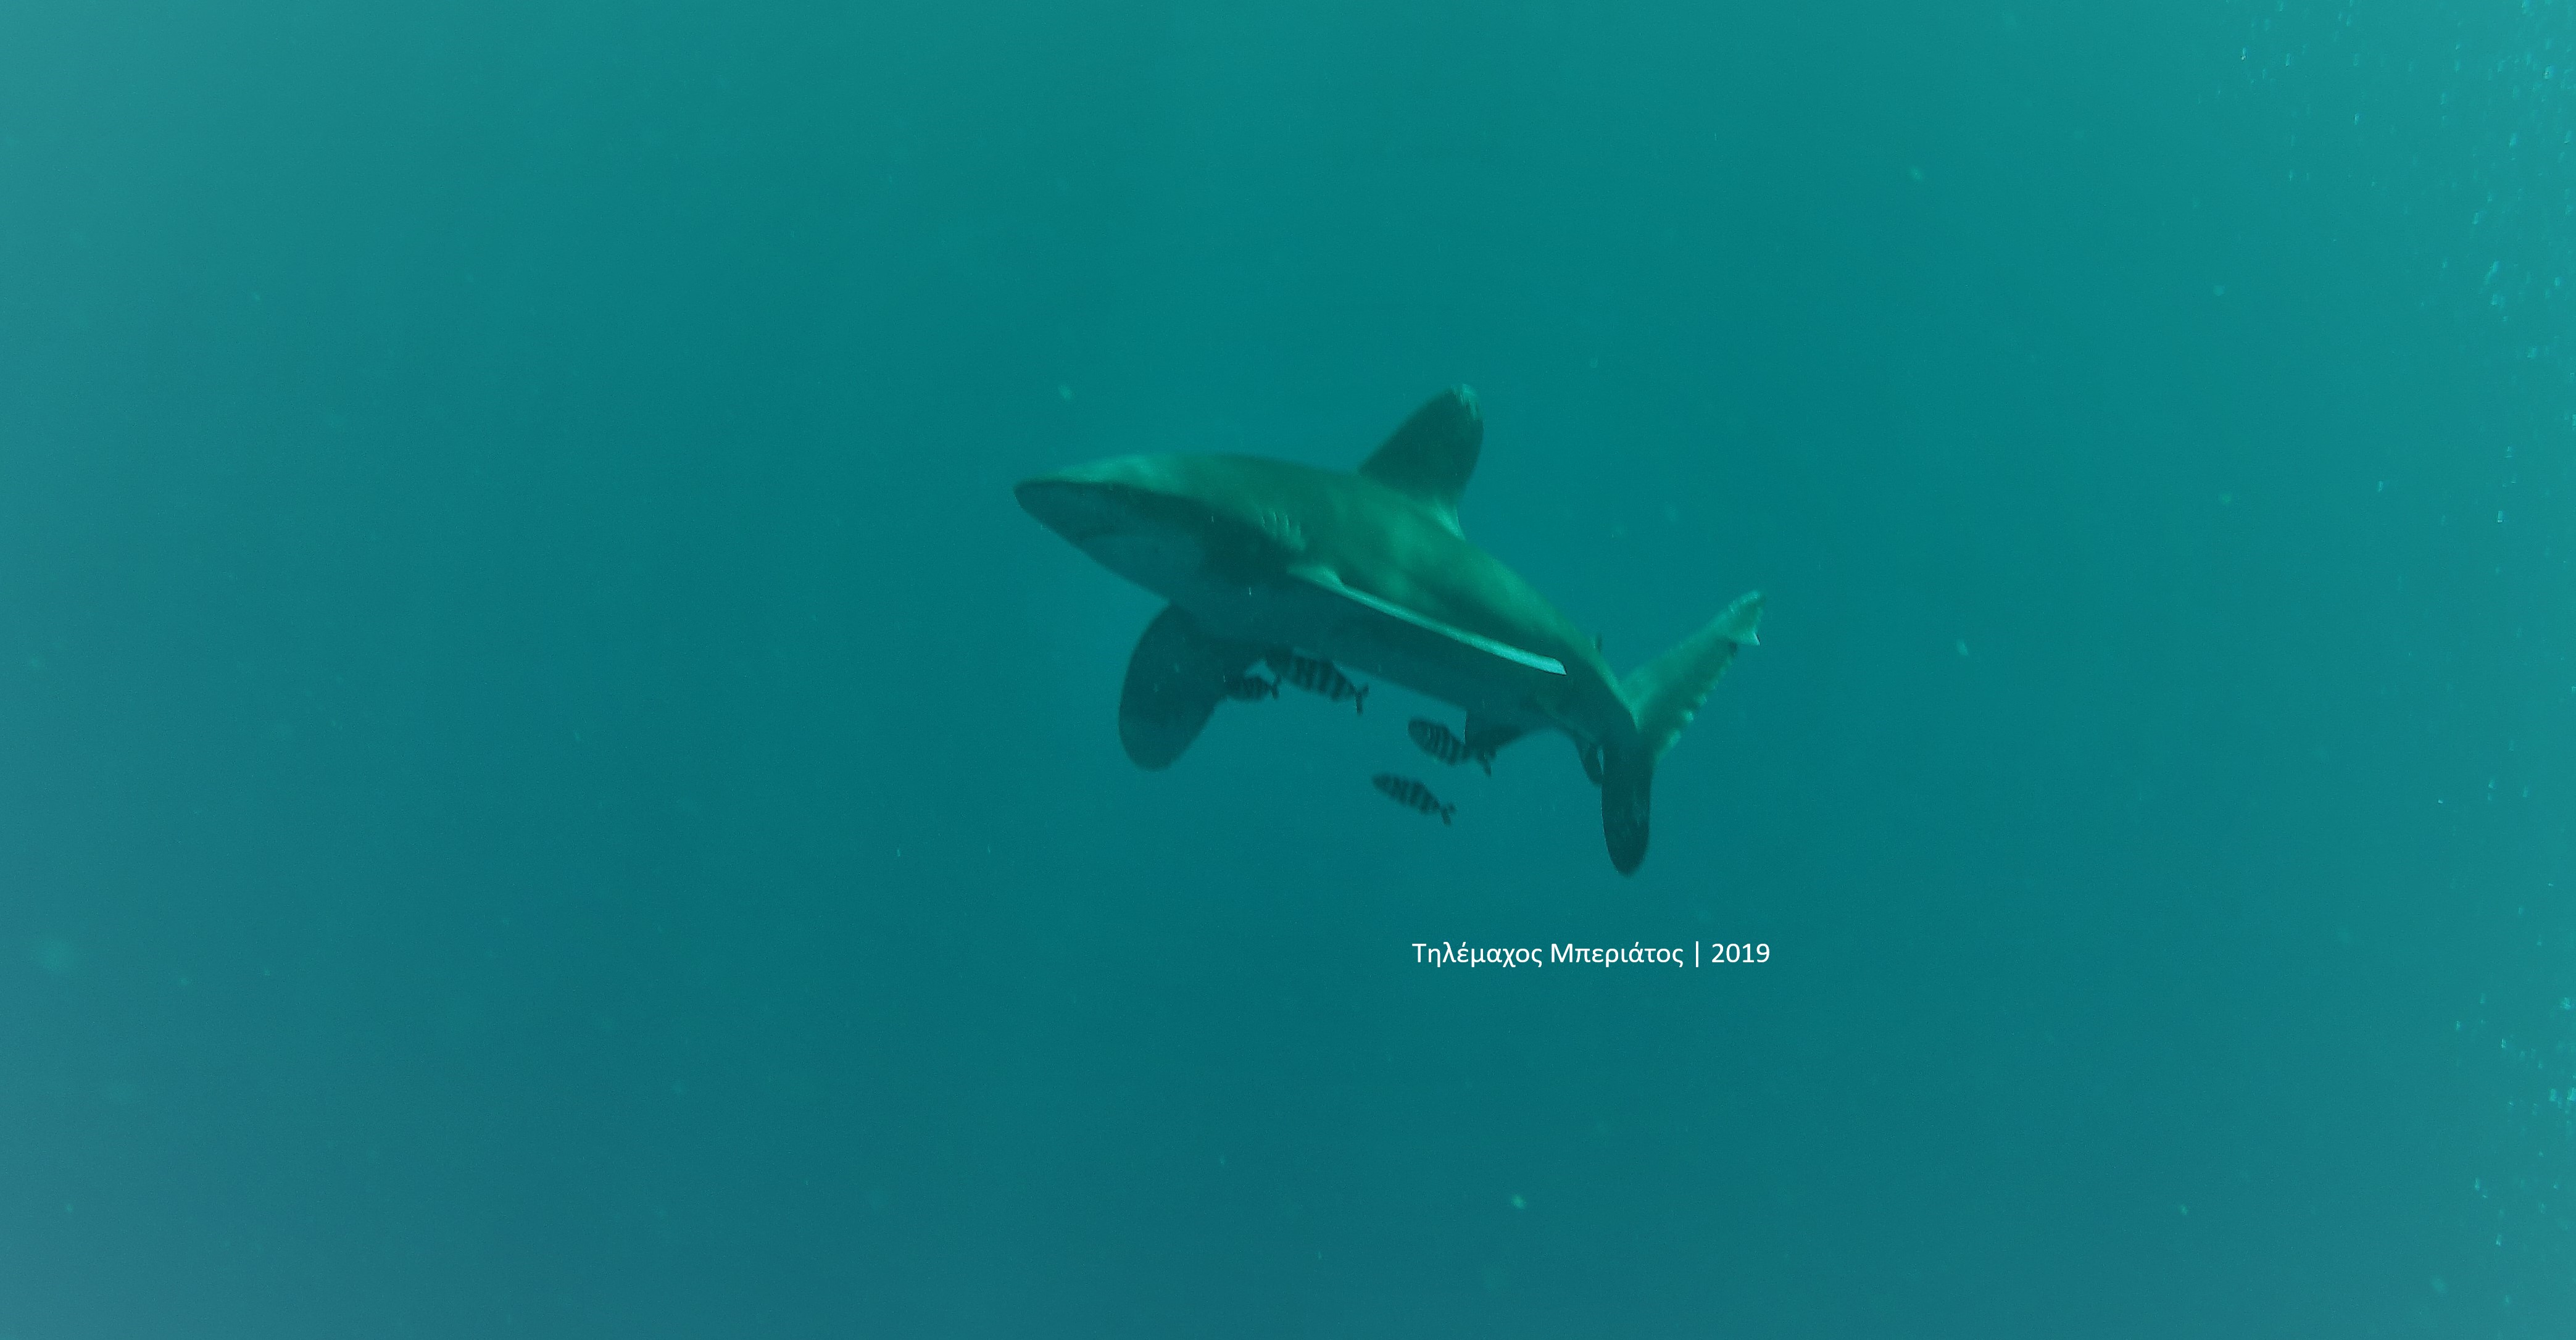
[1406,717,1494,774]
[1219,672,1280,701]
[1265,649,1369,714]
[1371,773,1453,825]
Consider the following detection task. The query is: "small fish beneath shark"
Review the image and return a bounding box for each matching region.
[1406,717,1494,774]
[1219,672,1279,701]
[1371,773,1454,825]
[1266,649,1369,714]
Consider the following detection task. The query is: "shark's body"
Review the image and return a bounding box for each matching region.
[1016,387,1761,873]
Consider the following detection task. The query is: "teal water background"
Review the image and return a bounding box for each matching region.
[5,1,2575,1334]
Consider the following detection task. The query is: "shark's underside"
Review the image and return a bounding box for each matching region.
[1015,387,1761,874]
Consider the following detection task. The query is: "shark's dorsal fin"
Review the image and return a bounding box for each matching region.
[1358,386,1482,536]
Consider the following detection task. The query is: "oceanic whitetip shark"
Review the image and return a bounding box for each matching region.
[1015,387,1762,874]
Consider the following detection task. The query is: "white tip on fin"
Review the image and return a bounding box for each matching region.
[1716,590,1763,646]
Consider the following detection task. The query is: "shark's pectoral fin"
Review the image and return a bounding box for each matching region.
[1357,387,1481,536]
[1285,565,1566,678]
[1119,604,1261,770]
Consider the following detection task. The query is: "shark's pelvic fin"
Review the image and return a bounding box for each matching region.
[1461,714,1526,760]
[1357,386,1482,537]
[1286,564,1566,676]
[1118,604,1262,770]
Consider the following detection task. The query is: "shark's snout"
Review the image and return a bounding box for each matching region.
[1014,475,1128,545]
[1016,462,1223,605]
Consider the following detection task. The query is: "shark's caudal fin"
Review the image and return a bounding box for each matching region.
[1600,591,1764,875]
[1600,747,1653,875]
[1118,604,1262,770]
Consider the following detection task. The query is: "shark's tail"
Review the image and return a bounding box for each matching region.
[1600,591,1764,875]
